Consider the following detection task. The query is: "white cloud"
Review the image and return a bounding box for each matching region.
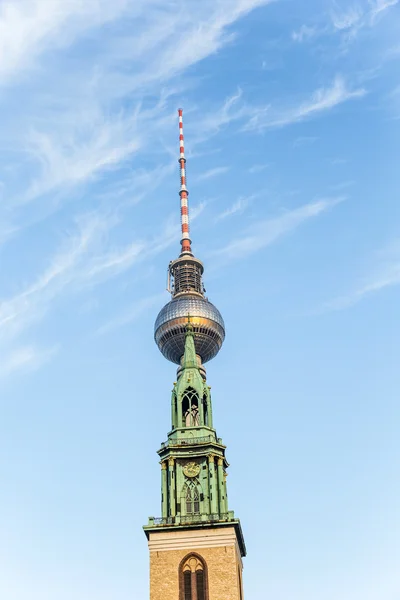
[369,0,399,22]
[199,89,247,134]
[197,166,230,181]
[295,0,398,50]
[244,76,366,131]
[0,215,105,339]
[331,5,364,31]
[83,242,145,281]
[0,0,131,85]
[330,180,356,191]
[0,0,275,232]
[324,239,400,310]
[292,24,318,42]
[0,200,204,350]
[190,201,209,221]
[215,195,253,221]
[329,0,398,41]
[97,293,165,335]
[327,269,400,309]
[23,113,142,205]
[143,0,275,84]
[213,196,345,262]
[248,163,272,173]
[0,345,58,379]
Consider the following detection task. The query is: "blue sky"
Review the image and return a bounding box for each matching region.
[0,0,399,598]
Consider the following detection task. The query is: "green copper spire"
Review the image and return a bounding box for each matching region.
[173,321,206,417]
[144,314,246,549]
[181,319,197,369]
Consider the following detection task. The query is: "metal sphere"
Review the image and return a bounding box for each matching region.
[154,294,225,364]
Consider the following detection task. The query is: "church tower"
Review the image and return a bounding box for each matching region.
[144,110,246,600]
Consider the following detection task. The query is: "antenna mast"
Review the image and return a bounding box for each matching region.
[178,109,192,256]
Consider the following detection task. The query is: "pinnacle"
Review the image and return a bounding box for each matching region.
[181,319,198,370]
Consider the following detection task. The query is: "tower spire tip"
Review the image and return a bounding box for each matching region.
[178,108,192,255]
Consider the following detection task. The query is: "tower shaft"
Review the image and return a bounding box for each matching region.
[178,109,192,256]
[146,110,245,600]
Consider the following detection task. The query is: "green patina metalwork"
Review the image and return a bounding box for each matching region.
[144,322,246,557]
[171,322,213,434]
[159,325,229,521]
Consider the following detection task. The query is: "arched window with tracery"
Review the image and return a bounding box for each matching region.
[182,480,200,514]
[181,387,200,427]
[179,554,208,600]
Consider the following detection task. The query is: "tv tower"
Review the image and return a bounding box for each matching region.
[154,109,225,372]
[145,110,245,600]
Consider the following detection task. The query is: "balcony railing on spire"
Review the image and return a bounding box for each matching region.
[147,512,235,527]
[160,434,224,449]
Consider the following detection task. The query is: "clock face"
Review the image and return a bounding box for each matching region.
[183,461,200,478]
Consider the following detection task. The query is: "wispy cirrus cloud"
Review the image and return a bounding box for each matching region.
[97,293,165,335]
[0,191,210,378]
[196,166,230,181]
[0,0,274,234]
[331,4,364,32]
[248,163,272,173]
[292,24,319,42]
[0,215,107,340]
[22,112,142,206]
[330,0,398,39]
[212,196,345,262]
[82,241,146,282]
[330,180,356,191]
[292,0,398,49]
[215,194,259,223]
[326,268,400,310]
[0,197,203,350]
[0,345,58,380]
[323,239,400,311]
[369,0,399,21]
[0,0,131,85]
[0,213,109,378]
[190,200,209,221]
[244,76,366,131]
[330,157,349,166]
[198,89,247,134]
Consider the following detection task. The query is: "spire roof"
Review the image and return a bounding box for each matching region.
[174,319,206,398]
[181,320,198,370]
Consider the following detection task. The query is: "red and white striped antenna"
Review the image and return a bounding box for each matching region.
[178,109,192,255]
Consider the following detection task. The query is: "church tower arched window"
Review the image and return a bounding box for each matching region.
[182,480,200,515]
[181,387,200,427]
[179,554,208,600]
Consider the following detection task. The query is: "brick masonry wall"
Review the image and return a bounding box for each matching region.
[149,529,243,600]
